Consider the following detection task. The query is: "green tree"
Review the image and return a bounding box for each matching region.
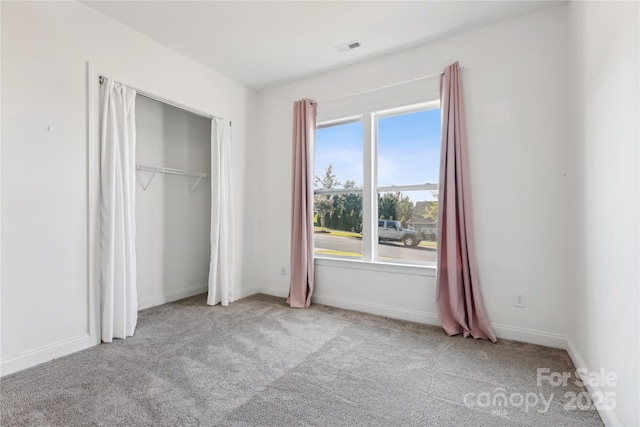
[314,166,365,232]
[396,194,414,228]
[423,192,439,223]
[378,192,398,221]
[315,164,340,189]
[378,192,414,227]
[314,164,340,231]
[339,179,362,231]
[314,196,333,231]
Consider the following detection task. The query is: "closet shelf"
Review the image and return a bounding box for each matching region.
[136,164,209,193]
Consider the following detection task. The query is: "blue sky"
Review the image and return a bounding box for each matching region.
[315,108,441,202]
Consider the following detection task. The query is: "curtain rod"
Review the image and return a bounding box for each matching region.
[99,76,227,123]
[311,67,465,105]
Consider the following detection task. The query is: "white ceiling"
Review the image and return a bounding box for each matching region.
[84,1,562,90]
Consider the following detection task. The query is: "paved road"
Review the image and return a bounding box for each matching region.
[314,233,436,263]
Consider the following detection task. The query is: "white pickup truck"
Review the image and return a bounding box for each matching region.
[378,219,421,247]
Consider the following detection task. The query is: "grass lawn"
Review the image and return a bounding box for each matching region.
[314,249,362,257]
[418,241,437,249]
[314,227,362,239]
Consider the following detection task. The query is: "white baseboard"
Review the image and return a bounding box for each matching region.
[2,284,260,377]
[308,292,568,349]
[138,283,208,310]
[490,322,567,349]
[566,338,621,427]
[1,333,96,377]
[257,285,289,298]
[235,286,260,300]
[311,293,442,326]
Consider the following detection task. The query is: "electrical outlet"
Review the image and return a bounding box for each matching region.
[514,294,526,308]
[280,267,286,276]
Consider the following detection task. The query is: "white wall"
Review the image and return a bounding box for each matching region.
[253,5,571,347]
[567,2,639,426]
[3,3,637,422]
[135,97,212,309]
[0,1,258,375]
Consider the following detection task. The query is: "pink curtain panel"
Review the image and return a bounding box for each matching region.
[288,99,317,308]
[436,62,497,342]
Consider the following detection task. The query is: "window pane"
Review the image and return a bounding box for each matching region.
[377,107,440,264]
[314,121,363,258]
[377,190,438,264]
[377,109,440,188]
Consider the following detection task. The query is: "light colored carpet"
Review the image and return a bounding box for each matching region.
[1,293,603,426]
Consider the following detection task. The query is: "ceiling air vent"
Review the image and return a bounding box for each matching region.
[336,41,361,53]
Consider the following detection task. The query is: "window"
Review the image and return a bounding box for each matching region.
[313,118,363,258]
[314,101,441,266]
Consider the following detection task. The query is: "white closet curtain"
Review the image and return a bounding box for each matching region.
[207,118,234,306]
[100,78,138,342]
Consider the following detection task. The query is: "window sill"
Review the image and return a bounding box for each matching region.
[314,256,436,277]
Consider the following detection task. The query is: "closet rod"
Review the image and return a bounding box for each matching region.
[136,164,209,178]
[99,76,228,123]
[136,164,210,193]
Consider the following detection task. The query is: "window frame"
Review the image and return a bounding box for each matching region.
[314,99,440,269]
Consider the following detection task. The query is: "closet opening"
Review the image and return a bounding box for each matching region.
[135,96,212,309]
[93,72,234,344]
